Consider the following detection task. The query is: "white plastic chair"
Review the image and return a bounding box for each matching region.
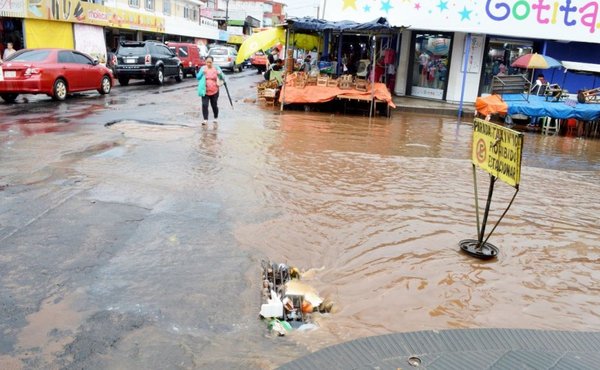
[356,59,370,78]
[541,117,560,135]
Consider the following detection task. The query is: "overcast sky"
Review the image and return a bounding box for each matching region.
[282,0,322,18]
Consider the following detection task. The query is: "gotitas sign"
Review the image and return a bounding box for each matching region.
[472,118,524,187]
[324,0,600,44]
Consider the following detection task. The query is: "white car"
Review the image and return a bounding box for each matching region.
[207,46,242,72]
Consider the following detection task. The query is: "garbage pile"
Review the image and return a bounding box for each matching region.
[260,260,333,336]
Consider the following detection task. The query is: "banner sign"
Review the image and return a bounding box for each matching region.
[472,118,524,187]
[27,0,165,32]
[324,0,600,44]
[1,0,26,17]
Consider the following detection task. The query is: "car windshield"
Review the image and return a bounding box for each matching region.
[8,50,51,62]
[209,49,228,56]
[118,46,146,55]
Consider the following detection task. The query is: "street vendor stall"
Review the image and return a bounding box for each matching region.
[238,16,405,116]
[283,17,404,116]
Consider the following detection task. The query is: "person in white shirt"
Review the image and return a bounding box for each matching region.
[3,42,16,60]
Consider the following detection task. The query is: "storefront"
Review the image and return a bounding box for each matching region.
[24,0,165,62]
[0,0,25,57]
[24,18,74,49]
[479,37,536,95]
[324,0,600,104]
[408,32,453,100]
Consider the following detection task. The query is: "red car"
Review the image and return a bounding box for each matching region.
[250,51,268,73]
[0,48,113,103]
[166,42,205,77]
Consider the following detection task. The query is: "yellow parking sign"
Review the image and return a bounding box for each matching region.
[472,118,524,188]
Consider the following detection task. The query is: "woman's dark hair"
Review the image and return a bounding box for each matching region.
[206,56,214,62]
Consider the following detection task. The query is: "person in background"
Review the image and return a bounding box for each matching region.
[267,48,277,65]
[196,56,225,126]
[302,55,312,73]
[264,59,285,85]
[3,42,16,60]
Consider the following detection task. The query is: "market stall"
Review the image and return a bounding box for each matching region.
[237,17,405,116]
[476,94,600,121]
[283,18,403,116]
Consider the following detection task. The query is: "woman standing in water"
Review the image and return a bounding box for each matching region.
[197,56,225,125]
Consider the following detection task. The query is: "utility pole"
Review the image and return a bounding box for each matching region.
[322,0,327,19]
[225,0,229,30]
[316,6,320,18]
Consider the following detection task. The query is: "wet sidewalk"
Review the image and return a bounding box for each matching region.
[392,95,476,118]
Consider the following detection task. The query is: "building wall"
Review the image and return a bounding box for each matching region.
[445,33,485,104]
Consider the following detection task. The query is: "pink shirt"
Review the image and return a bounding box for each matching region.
[204,67,219,96]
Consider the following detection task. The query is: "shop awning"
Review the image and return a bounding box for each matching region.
[286,17,402,33]
[562,61,600,74]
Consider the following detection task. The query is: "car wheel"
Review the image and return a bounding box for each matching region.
[98,75,112,95]
[118,77,130,86]
[175,66,183,82]
[0,93,19,103]
[52,79,68,101]
[156,67,164,85]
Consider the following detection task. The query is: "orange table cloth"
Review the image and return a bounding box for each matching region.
[280,82,396,108]
[475,94,508,117]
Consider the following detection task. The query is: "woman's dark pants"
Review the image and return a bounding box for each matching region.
[202,92,219,120]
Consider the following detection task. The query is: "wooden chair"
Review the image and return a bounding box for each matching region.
[294,73,307,88]
[354,79,368,92]
[326,78,339,88]
[339,75,353,90]
[316,76,329,87]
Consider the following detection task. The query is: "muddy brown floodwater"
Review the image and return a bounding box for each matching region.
[231,112,600,354]
[1,81,599,369]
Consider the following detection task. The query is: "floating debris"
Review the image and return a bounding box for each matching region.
[260,260,333,336]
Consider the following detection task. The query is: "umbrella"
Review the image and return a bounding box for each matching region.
[291,33,321,51]
[235,28,322,65]
[511,53,561,69]
[511,53,561,100]
[236,28,286,64]
[223,82,234,109]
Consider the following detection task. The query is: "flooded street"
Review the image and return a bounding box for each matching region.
[1,71,599,369]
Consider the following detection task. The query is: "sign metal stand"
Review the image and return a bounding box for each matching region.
[460,118,524,260]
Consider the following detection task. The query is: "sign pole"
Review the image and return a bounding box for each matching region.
[477,174,496,249]
[471,164,481,242]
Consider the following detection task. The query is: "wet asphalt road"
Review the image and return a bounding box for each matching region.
[0,69,305,369]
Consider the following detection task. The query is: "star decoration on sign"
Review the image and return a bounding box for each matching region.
[364,4,371,12]
[437,0,449,11]
[381,0,393,13]
[342,0,357,10]
[415,2,421,10]
[459,6,472,20]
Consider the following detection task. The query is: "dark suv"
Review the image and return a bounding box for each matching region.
[114,40,183,86]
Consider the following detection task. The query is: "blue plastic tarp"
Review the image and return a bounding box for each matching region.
[504,94,600,120]
[287,17,397,33]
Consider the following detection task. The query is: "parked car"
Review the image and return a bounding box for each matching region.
[0,48,113,103]
[207,46,242,72]
[250,51,268,73]
[114,40,183,86]
[166,42,205,78]
[106,49,117,75]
